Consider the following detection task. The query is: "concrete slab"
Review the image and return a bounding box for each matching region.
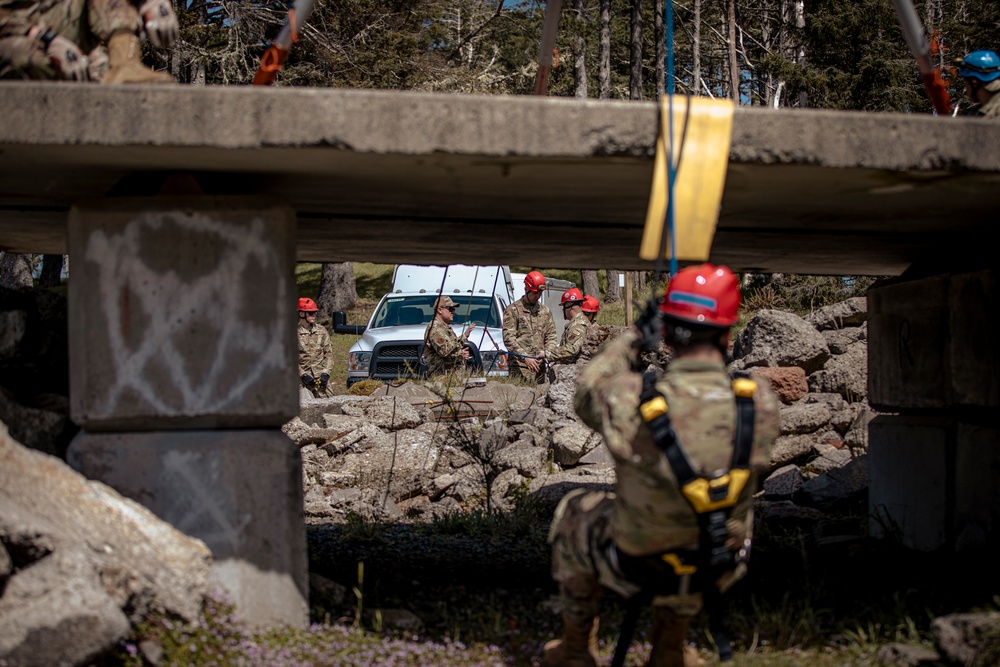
[67,428,308,628]
[869,415,951,551]
[67,197,298,430]
[955,422,1000,550]
[868,275,950,411]
[1,83,999,274]
[949,270,998,408]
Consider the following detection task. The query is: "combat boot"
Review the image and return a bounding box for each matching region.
[541,613,599,667]
[102,30,173,84]
[646,607,703,667]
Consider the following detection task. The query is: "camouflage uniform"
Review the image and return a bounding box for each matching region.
[501,296,556,383]
[980,82,1000,118]
[549,329,780,623]
[298,321,334,398]
[424,315,468,378]
[0,0,138,78]
[546,311,591,365]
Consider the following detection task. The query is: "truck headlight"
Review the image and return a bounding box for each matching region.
[479,350,507,373]
[348,352,371,373]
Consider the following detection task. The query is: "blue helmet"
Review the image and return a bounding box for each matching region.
[959,50,1000,82]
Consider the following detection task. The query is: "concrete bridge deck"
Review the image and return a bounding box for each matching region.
[2,82,998,275]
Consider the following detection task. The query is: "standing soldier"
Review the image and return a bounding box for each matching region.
[1,0,177,83]
[502,270,557,384]
[543,264,780,667]
[546,287,590,365]
[423,295,475,378]
[297,297,334,398]
[581,295,600,324]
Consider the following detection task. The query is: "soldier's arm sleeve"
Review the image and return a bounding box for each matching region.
[574,329,640,431]
[0,33,47,72]
[297,337,310,376]
[544,310,557,350]
[547,322,586,363]
[501,306,523,355]
[318,328,334,375]
[749,377,782,472]
[428,327,462,359]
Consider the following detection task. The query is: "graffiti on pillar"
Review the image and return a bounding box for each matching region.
[84,211,290,417]
[163,449,250,555]
[898,318,915,367]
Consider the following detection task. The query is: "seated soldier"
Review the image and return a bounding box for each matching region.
[1,0,177,83]
[423,295,475,378]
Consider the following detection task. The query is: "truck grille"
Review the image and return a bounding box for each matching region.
[371,342,422,380]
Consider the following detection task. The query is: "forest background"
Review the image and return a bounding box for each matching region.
[151,0,999,319]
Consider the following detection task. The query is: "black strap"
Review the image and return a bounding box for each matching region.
[640,371,697,484]
[732,393,755,470]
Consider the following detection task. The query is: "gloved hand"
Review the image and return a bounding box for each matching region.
[41,31,89,81]
[301,373,315,387]
[139,0,179,48]
[633,299,663,353]
[319,373,329,389]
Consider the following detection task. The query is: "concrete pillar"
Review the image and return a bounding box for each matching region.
[65,197,307,627]
[867,269,998,551]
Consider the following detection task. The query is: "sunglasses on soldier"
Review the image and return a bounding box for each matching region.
[442,306,457,312]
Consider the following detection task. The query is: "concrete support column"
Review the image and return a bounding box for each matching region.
[868,269,998,551]
[64,197,307,627]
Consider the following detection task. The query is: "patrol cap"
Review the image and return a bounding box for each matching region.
[434,295,458,309]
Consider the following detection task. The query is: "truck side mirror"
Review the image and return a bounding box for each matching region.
[332,311,365,335]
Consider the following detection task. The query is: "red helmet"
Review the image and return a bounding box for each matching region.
[581,295,600,313]
[524,271,546,293]
[659,263,739,327]
[560,287,584,305]
[298,297,319,312]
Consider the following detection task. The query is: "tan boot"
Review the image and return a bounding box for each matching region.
[646,608,703,667]
[101,30,173,84]
[541,613,599,667]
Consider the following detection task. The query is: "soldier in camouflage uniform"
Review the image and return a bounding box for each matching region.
[543,264,780,667]
[1,0,177,82]
[297,297,334,398]
[423,295,476,378]
[958,50,1000,119]
[581,295,600,324]
[502,270,556,384]
[546,287,590,365]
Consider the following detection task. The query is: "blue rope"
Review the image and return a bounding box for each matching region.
[665,0,678,278]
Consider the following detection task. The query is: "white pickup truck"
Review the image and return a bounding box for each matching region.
[337,264,514,387]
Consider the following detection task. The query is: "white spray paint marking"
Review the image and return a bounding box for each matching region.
[84,211,288,417]
[163,448,251,554]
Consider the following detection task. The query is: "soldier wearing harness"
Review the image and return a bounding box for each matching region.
[543,263,780,667]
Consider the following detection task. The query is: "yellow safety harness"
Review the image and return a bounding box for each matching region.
[611,373,757,667]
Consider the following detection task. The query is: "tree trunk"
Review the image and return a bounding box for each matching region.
[632,270,647,295]
[605,270,622,303]
[655,0,664,99]
[727,0,740,102]
[573,0,587,98]
[0,252,33,290]
[316,262,357,317]
[630,0,642,100]
[581,270,599,298]
[599,0,610,99]
[692,0,702,95]
[39,254,63,287]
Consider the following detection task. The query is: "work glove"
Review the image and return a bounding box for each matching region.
[41,31,89,81]
[139,0,179,48]
[301,373,315,387]
[633,299,663,354]
[319,373,329,389]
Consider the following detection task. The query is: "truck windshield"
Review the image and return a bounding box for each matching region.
[370,295,500,329]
